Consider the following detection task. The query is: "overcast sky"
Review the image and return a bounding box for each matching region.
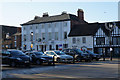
[0,0,119,27]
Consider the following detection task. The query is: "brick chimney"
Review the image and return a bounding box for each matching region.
[77,9,84,20]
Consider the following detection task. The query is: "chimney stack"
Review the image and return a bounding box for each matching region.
[77,9,84,20]
[43,12,49,17]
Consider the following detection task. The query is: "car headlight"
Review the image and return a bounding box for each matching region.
[41,58,46,60]
[17,58,22,60]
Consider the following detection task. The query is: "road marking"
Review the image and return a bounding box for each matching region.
[34,73,77,78]
[11,73,77,78]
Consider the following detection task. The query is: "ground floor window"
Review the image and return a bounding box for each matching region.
[113,48,120,57]
[96,37,105,45]
[49,45,52,50]
[63,44,68,48]
[94,47,120,57]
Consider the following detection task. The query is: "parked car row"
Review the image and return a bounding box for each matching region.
[1,48,102,67]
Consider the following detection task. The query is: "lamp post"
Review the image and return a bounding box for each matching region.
[105,22,116,61]
[42,38,46,52]
[51,39,54,50]
[31,32,33,51]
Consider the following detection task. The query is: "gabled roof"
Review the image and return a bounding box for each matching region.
[68,21,120,37]
[68,23,100,37]
[21,14,87,26]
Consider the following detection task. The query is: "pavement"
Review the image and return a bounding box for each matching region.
[1,58,120,80]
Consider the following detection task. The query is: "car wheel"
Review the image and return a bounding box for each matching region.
[10,61,16,67]
[57,58,60,63]
[96,59,99,61]
[25,64,31,67]
[76,57,80,62]
[85,60,88,62]
[48,62,52,65]
[36,60,42,65]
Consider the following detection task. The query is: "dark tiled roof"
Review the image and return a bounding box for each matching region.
[21,14,86,26]
[68,23,100,37]
[68,21,120,37]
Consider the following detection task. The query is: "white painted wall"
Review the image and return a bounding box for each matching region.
[68,36,93,51]
[22,20,71,51]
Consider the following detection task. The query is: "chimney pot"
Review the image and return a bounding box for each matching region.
[43,12,49,17]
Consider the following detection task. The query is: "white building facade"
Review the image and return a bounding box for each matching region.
[68,36,93,51]
[21,9,87,51]
[68,23,99,51]
[22,21,70,51]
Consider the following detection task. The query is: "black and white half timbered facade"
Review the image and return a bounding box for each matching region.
[94,21,120,57]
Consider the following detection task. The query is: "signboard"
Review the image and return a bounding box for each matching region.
[31,44,33,48]
[81,46,87,51]
[58,44,62,50]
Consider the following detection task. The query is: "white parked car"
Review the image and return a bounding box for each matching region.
[44,50,73,63]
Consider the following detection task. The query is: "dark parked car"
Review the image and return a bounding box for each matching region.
[25,51,53,65]
[86,50,101,61]
[62,48,91,62]
[2,50,31,67]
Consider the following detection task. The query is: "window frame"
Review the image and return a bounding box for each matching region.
[82,37,86,44]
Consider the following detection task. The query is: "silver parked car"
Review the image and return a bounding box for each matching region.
[44,50,73,63]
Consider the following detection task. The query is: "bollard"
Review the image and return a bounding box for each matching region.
[103,53,105,61]
[53,55,55,66]
[73,53,75,64]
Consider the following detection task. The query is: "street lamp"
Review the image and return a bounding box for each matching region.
[30,32,33,51]
[105,22,116,61]
[51,39,54,50]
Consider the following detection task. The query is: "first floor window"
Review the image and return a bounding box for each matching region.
[113,37,117,45]
[96,37,105,45]
[112,37,120,45]
[77,38,80,44]
[82,37,86,43]
[64,22,67,26]
[72,38,76,44]
[42,33,45,40]
[118,37,120,45]
[64,32,67,39]
[24,35,26,41]
[55,32,58,40]
[48,32,52,40]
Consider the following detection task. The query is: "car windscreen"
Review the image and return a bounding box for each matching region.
[54,51,66,55]
[75,49,83,54]
[10,51,25,56]
[87,51,94,54]
[34,52,44,55]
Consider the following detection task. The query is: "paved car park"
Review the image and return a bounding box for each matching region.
[2,58,119,80]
